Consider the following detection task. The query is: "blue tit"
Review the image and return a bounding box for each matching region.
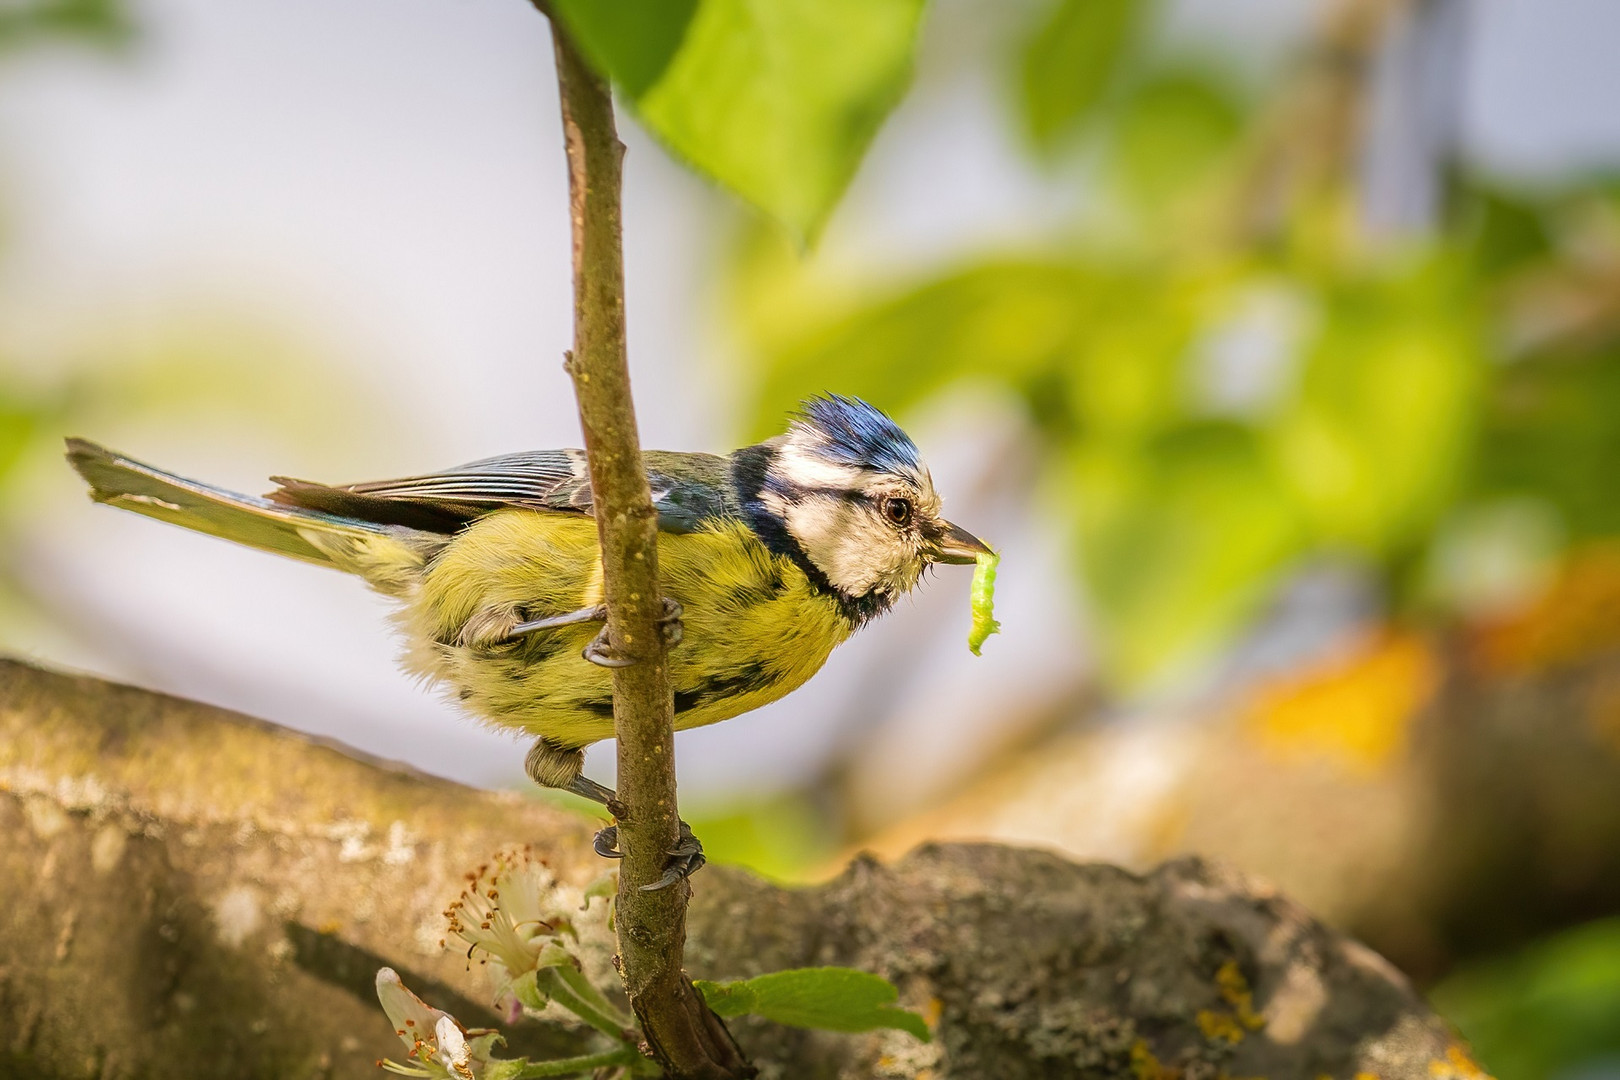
[66,395,989,824]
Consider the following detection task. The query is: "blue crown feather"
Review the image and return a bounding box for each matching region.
[794,395,920,475]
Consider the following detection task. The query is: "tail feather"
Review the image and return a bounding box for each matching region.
[65,438,440,595]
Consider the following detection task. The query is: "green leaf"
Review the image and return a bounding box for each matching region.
[479,1062,531,1080]
[497,1046,651,1079]
[542,0,698,98]
[1073,421,1305,685]
[1458,182,1556,278]
[509,969,551,1011]
[744,259,1097,440]
[1473,348,1620,539]
[535,941,578,970]
[1019,0,1154,153]
[482,1058,532,1080]
[1430,917,1620,1080]
[0,0,133,53]
[1267,261,1484,556]
[1109,68,1245,211]
[551,0,927,241]
[695,967,931,1042]
[579,872,617,908]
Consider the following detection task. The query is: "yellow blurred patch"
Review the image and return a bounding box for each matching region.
[1471,543,1620,674]
[1246,632,1440,775]
[1427,1043,1493,1080]
[1129,1040,1179,1080]
[1587,667,1620,757]
[1215,960,1266,1030]
[1196,1009,1247,1043]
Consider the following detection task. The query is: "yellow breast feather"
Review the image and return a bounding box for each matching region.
[405,509,851,750]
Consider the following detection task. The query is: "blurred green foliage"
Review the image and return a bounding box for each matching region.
[0,1,370,647]
[551,0,926,241]
[0,0,129,528]
[683,793,841,883]
[734,237,1507,682]
[720,0,1620,687]
[0,0,131,54]
[1432,917,1620,1079]
[1477,333,1620,542]
[1019,0,1154,153]
[1109,66,1245,210]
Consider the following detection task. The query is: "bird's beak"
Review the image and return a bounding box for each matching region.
[929,520,993,565]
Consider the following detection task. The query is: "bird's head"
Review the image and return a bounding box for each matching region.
[735,395,990,621]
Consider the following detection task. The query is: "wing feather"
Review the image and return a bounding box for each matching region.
[268,449,734,534]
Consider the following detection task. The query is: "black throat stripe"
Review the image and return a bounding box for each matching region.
[727,444,893,629]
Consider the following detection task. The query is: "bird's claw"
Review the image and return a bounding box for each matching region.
[589,822,705,889]
[582,629,637,668]
[659,597,684,647]
[642,821,706,891]
[593,824,624,859]
[581,598,684,667]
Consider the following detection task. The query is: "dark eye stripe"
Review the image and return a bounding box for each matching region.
[764,479,867,505]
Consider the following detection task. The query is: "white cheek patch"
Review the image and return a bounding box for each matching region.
[773,494,910,597]
[760,491,858,585]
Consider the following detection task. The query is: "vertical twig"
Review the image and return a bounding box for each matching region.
[1221,0,1414,241]
[542,11,754,1080]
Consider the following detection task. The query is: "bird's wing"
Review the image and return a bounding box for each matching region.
[267,449,735,535]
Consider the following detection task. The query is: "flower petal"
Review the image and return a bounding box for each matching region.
[435,1015,474,1079]
[375,967,452,1054]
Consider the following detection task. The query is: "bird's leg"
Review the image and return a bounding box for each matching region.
[525,735,705,889]
[507,604,607,638]
[460,603,607,651]
[580,597,683,668]
[526,737,626,859]
[487,599,681,666]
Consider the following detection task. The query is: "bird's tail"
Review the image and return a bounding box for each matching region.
[65,438,441,597]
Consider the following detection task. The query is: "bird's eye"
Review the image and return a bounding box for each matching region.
[883,497,913,528]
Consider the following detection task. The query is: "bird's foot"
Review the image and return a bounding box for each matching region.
[658,597,684,647]
[582,629,637,668]
[644,821,706,891]
[581,597,684,667]
[588,821,706,890]
[593,824,624,859]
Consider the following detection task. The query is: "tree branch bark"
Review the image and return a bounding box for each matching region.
[0,659,1481,1079]
[542,12,751,1078]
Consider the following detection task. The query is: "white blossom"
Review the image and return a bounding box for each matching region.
[374,967,502,1080]
[444,846,575,984]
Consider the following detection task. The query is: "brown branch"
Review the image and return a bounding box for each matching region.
[1219,0,1413,243]
[0,657,1469,1079]
[543,13,753,1079]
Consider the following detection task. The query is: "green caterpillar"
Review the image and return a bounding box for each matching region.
[968,549,1001,655]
